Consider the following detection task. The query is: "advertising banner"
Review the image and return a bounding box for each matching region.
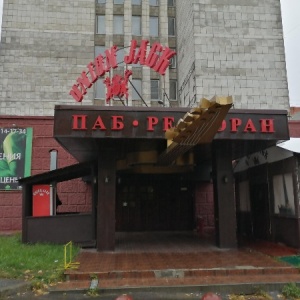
[0,127,33,190]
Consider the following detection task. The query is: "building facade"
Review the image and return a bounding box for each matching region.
[0,0,294,249]
[0,0,289,114]
[0,0,179,113]
[176,0,289,109]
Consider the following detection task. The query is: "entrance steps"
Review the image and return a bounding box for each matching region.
[65,265,299,282]
[51,265,300,293]
[50,248,300,292]
[51,235,300,292]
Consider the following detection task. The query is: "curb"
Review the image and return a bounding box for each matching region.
[0,279,31,298]
[48,281,300,296]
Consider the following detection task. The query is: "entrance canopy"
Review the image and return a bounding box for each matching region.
[20,105,289,249]
[54,105,289,167]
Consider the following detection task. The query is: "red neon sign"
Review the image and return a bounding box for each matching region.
[103,70,132,103]
[69,40,176,103]
[71,114,276,135]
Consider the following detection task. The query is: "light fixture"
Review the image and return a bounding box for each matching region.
[104,176,109,183]
[223,176,228,184]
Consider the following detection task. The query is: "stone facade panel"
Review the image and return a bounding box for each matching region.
[176,0,289,110]
[0,0,95,116]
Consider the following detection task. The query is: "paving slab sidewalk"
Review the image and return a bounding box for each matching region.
[0,279,30,298]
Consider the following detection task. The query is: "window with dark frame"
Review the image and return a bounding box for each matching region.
[168,17,175,36]
[151,80,160,100]
[169,80,177,100]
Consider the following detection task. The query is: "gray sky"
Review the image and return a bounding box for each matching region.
[281,0,300,107]
[0,1,299,106]
[0,1,2,36]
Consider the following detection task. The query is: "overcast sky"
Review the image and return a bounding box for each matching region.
[0,1,2,37]
[0,1,299,106]
[280,0,300,107]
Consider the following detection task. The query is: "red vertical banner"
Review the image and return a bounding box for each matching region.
[32,185,52,217]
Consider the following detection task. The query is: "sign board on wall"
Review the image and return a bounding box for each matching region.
[0,128,33,190]
[32,185,52,217]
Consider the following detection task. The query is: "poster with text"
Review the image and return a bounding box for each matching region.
[32,185,52,216]
[0,128,33,190]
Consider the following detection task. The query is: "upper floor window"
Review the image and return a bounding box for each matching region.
[95,46,105,57]
[95,80,106,99]
[150,17,159,37]
[149,0,159,6]
[114,0,124,4]
[168,0,175,6]
[168,17,175,36]
[132,79,142,100]
[132,16,142,36]
[169,48,176,68]
[96,16,106,34]
[132,0,141,4]
[169,80,177,100]
[116,47,125,66]
[151,80,160,100]
[95,46,105,100]
[113,15,124,34]
[97,0,106,3]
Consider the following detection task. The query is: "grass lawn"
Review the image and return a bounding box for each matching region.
[0,233,79,286]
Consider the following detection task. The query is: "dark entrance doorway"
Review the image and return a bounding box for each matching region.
[250,182,271,240]
[116,174,194,231]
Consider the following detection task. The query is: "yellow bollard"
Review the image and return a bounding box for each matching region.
[64,241,80,269]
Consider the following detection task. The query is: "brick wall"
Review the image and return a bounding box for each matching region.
[289,121,300,137]
[2,116,298,233]
[0,116,92,232]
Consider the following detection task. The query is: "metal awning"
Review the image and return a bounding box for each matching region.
[277,138,300,153]
[18,161,95,185]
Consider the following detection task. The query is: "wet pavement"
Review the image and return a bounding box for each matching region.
[1,232,300,299]
[58,232,300,291]
[1,289,284,300]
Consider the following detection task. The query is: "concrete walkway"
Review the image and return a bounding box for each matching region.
[0,279,30,298]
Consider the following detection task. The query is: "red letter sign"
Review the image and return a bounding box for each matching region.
[147,116,159,131]
[163,117,174,131]
[243,119,257,132]
[260,119,275,133]
[92,116,106,130]
[72,115,87,130]
[112,116,124,130]
[230,118,242,132]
